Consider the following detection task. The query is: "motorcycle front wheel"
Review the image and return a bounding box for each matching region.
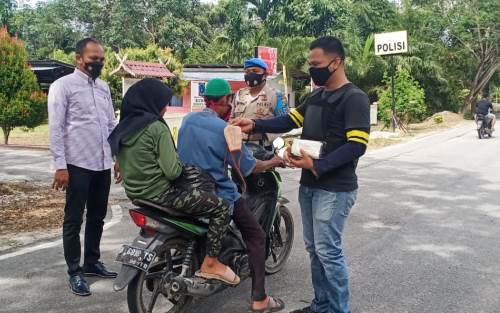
[127,238,196,313]
[265,205,294,275]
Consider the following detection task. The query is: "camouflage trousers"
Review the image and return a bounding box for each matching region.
[159,187,231,257]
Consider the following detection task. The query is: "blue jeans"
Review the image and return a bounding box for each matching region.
[299,185,358,313]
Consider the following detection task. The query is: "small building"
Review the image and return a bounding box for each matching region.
[111,58,176,97]
[28,59,75,92]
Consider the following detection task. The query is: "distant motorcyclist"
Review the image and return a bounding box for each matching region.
[476,95,496,131]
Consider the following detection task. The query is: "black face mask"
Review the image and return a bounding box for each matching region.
[309,59,337,86]
[85,61,104,80]
[244,73,265,87]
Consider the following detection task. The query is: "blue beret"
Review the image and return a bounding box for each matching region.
[244,58,268,70]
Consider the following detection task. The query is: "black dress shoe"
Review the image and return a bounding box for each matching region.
[69,274,91,296]
[83,261,117,278]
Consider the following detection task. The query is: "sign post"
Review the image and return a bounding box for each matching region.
[374,30,408,132]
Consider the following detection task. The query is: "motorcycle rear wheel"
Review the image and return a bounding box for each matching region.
[127,238,196,313]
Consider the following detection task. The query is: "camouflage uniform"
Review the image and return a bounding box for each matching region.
[232,85,288,144]
[158,187,230,257]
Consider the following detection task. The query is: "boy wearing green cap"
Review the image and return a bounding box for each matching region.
[178,78,286,312]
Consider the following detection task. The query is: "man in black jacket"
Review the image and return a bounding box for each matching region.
[233,36,370,313]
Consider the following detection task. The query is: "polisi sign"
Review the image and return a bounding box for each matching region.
[374,30,408,56]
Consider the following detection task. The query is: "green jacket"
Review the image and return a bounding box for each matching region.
[118,121,182,200]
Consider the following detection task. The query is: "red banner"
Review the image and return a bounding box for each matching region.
[255,46,278,76]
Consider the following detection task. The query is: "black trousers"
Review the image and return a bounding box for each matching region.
[63,164,111,276]
[233,198,267,301]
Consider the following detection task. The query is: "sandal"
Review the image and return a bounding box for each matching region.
[249,296,285,313]
[194,266,240,286]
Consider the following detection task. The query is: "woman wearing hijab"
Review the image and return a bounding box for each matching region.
[108,78,239,285]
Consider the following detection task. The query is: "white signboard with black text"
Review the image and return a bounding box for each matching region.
[374,30,408,56]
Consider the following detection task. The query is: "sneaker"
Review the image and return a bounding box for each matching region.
[83,261,117,278]
[68,274,91,296]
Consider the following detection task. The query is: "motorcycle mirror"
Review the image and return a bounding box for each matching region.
[273,137,285,150]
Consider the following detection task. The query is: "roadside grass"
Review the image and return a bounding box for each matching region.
[2,124,49,147]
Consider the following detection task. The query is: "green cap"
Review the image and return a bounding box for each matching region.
[204,78,232,97]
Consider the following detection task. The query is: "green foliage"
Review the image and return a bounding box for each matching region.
[463,111,474,120]
[0,28,47,144]
[8,0,499,119]
[10,1,83,58]
[433,115,444,124]
[0,0,14,29]
[266,0,347,38]
[264,36,312,72]
[343,34,387,100]
[52,49,75,65]
[378,68,426,127]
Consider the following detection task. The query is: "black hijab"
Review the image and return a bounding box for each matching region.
[108,78,174,156]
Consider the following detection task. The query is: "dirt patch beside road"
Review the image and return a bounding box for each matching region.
[0,181,123,237]
[0,181,65,236]
[369,111,465,149]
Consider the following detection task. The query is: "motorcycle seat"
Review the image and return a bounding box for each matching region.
[132,199,195,219]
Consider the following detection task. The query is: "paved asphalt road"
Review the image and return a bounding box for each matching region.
[1,122,499,313]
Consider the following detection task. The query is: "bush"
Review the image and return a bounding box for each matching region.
[463,111,474,120]
[378,68,426,127]
[434,115,444,124]
[0,27,47,144]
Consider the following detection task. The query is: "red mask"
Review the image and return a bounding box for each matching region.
[206,100,232,122]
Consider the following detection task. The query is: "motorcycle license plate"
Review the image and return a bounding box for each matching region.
[116,245,156,271]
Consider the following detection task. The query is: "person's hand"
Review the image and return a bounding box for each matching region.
[290,149,317,176]
[231,118,254,134]
[282,146,295,168]
[114,162,123,184]
[52,169,69,191]
[271,156,285,168]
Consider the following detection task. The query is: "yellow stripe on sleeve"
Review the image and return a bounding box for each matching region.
[289,108,304,125]
[288,112,302,127]
[348,137,368,145]
[346,130,369,141]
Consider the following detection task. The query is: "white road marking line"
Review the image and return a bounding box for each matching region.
[0,205,123,261]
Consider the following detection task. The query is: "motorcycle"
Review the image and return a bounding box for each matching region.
[113,138,294,313]
[476,113,493,139]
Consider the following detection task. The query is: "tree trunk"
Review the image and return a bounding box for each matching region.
[461,59,499,113]
[2,125,11,145]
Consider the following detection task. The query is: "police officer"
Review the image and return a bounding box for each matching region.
[232,58,288,147]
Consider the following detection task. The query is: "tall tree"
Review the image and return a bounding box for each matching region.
[246,0,281,22]
[440,0,500,112]
[266,0,348,38]
[0,0,14,28]
[211,0,258,63]
[10,1,82,57]
[0,27,46,144]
